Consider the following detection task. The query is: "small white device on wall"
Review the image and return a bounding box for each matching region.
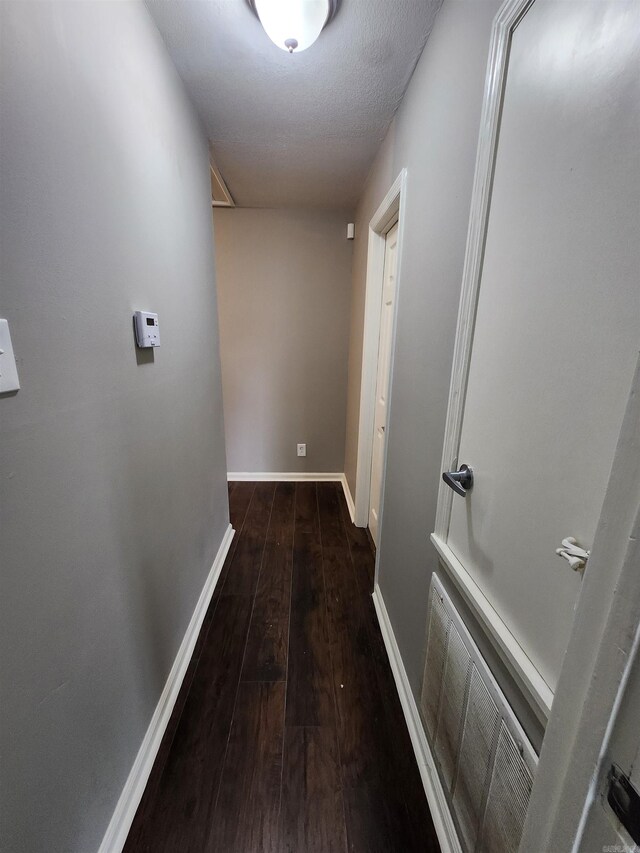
[0,319,20,393]
[134,311,160,348]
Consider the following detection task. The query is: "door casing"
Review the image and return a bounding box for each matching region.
[354,169,407,570]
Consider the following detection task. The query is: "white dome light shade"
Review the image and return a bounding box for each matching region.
[254,0,330,53]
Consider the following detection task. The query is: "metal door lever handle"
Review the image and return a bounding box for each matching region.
[442,464,473,497]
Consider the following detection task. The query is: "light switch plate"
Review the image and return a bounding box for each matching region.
[0,319,20,393]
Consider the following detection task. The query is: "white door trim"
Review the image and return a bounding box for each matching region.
[354,168,407,534]
[521,355,640,852]
[431,0,551,720]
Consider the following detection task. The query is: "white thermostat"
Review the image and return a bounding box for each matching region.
[134,311,160,348]
[0,319,20,393]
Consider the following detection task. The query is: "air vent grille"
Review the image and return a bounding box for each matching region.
[453,665,500,851]
[420,574,538,853]
[422,590,450,739]
[478,722,534,853]
[434,624,471,790]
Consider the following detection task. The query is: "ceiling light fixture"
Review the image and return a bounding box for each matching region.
[248,0,340,54]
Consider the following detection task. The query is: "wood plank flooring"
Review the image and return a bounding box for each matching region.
[124,481,440,853]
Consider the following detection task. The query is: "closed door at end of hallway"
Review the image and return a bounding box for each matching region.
[369,221,399,546]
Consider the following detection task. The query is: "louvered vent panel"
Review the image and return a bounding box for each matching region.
[453,664,500,852]
[434,624,471,791]
[420,590,451,740]
[478,721,534,853]
[422,575,539,853]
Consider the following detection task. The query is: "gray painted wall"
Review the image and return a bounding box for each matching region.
[0,3,229,851]
[214,207,353,474]
[345,0,504,700]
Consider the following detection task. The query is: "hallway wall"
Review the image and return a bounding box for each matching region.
[0,3,229,851]
[214,208,353,474]
[345,0,502,699]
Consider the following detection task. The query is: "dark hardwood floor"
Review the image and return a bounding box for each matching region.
[124,481,440,853]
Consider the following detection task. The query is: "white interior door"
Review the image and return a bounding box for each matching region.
[434,0,640,711]
[368,221,398,546]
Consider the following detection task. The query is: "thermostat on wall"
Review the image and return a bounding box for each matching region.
[134,311,160,348]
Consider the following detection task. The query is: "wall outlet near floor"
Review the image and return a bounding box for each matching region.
[297,443,307,457]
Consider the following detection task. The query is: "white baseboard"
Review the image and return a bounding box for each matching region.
[227,471,344,482]
[372,584,462,853]
[340,474,356,524]
[98,523,235,853]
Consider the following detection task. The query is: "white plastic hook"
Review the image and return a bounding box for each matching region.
[556,536,590,573]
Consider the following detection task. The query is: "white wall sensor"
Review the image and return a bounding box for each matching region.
[0,319,20,393]
[134,311,160,348]
[347,223,355,240]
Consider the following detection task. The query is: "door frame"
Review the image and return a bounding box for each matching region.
[431,0,553,724]
[354,169,407,535]
[521,355,640,852]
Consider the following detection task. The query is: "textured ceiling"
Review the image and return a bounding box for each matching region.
[146,0,441,208]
